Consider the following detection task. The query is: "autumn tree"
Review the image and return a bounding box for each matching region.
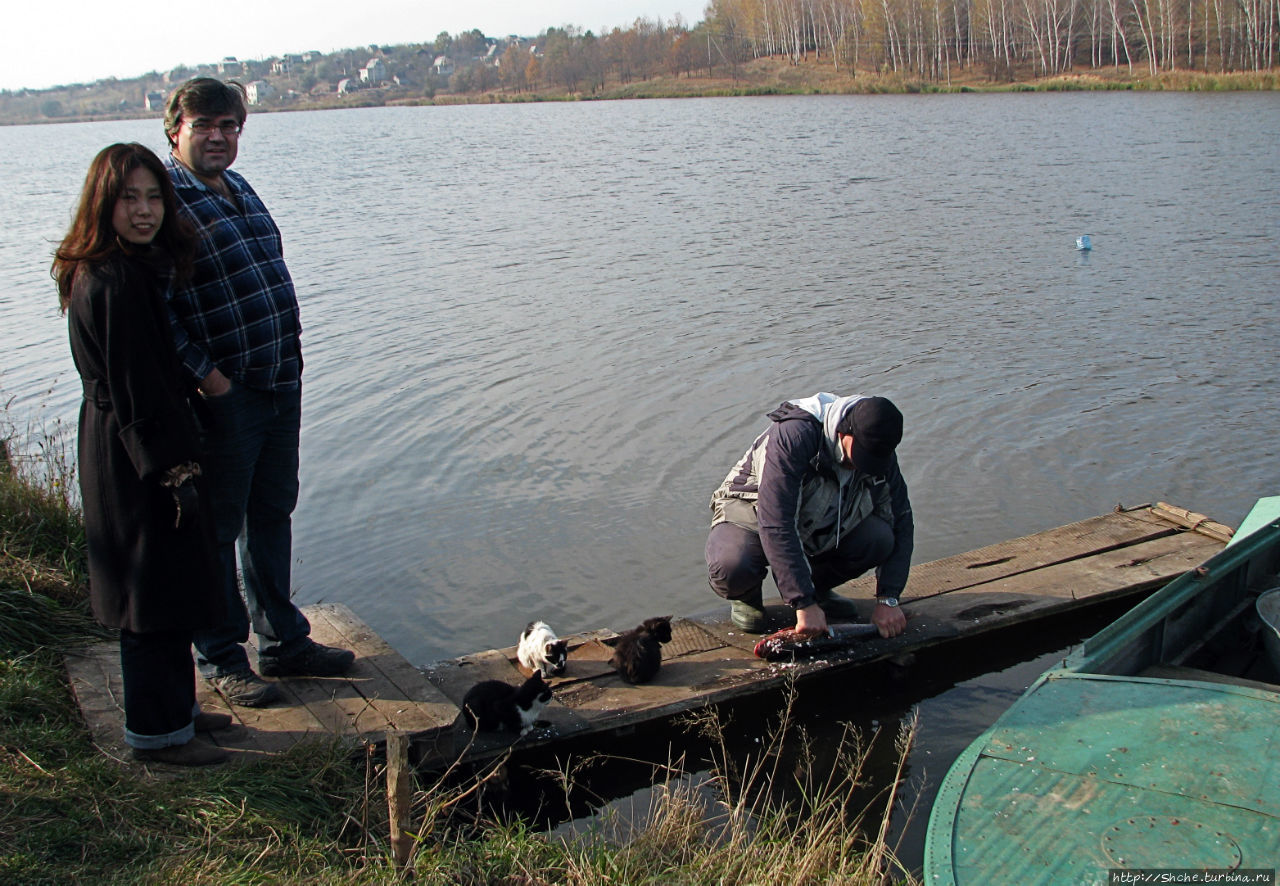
[501,43,533,92]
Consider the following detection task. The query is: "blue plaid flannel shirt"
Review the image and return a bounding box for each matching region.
[165,155,302,392]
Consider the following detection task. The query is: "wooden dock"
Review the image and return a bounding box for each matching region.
[66,503,1232,770]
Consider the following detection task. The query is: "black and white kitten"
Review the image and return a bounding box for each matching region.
[517,621,568,678]
[461,671,552,735]
[609,615,673,684]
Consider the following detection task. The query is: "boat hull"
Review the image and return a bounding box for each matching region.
[925,498,1280,885]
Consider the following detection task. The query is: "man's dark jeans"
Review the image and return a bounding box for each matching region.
[706,514,895,602]
[194,383,310,677]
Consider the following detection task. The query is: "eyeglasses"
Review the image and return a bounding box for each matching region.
[186,120,242,136]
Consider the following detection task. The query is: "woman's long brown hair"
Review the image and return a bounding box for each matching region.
[51,142,196,313]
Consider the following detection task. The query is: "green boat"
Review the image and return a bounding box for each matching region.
[924,497,1280,885]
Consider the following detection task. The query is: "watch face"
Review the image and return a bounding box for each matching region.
[881,597,899,607]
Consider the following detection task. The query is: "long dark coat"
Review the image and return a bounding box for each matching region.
[67,250,223,633]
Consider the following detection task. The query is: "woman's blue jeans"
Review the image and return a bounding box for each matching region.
[193,383,311,677]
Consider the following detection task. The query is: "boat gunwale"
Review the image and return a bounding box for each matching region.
[1065,514,1280,675]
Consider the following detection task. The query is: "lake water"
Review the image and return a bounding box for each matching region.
[5,92,1277,664]
[3,92,1278,868]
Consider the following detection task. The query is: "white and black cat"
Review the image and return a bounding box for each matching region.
[461,671,553,735]
[609,615,673,684]
[516,620,568,678]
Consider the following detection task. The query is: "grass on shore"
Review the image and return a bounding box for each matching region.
[0,413,919,884]
[389,59,1278,108]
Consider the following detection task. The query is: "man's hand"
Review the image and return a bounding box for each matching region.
[872,601,907,638]
[795,603,828,636]
[199,368,232,398]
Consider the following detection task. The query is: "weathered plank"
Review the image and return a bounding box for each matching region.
[68,602,465,767]
[65,644,132,762]
[307,605,457,732]
[553,647,769,731]
[837,505,1219,603]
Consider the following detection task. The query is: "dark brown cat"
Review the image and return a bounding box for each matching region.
[609,615,672,684]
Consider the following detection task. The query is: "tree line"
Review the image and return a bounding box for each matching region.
[482,0,1276,91]
[702,0,1277,77]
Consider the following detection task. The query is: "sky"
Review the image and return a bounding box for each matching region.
[2,0,709,92]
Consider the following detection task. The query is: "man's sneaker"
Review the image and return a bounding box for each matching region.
[814,589,862,620]
[210,670,283,707]
[258,640,355,678]
[730,599,769,634]
[132,736,229,767]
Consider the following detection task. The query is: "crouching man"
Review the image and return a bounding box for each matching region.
[705,393,912,638]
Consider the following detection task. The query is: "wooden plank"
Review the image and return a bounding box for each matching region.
[65,603,469,764]
[552,646,769,727]
[665,618,731,657]
[783,533,1227,672]
[422,649,526,707]
[835,507,1189,603]
[1150,501,1235,543]
[307,604,458,731]
[548,636,622,683]
[208,678,330,757]
[65,644,130,761]
[64,641,292,760]
[689,605,795,653]
[771,533,1228,673]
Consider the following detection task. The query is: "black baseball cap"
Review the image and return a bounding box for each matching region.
[838,397,903,475]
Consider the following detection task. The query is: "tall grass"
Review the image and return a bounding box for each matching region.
[1,409,918,884]
[392,681,919,884]
[0,407,100,655]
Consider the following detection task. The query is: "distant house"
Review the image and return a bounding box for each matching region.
[432,56,454,76]
[337,78,359,94]
[271,59,292,75]
[301,51,321,64]
[218,57,241,75]
[245,80,274,105]
[359,57,387,84]
[144,91,166,111]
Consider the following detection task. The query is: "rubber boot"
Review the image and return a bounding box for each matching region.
[730,586,768,633]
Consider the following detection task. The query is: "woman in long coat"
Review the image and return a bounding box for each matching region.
[53,143,229,766]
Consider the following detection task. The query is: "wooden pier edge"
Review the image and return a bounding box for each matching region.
[64,502,1233,772]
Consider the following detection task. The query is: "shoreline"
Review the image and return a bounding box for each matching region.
[4,61,1275,128]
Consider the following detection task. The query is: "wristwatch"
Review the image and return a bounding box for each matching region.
[877,596,900,608]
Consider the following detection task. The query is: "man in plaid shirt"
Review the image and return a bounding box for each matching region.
[164,78,354,707]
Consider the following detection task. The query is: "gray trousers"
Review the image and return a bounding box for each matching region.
[705,514,894,602]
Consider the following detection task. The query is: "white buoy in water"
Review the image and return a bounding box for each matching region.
[1076,235,1093,251]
